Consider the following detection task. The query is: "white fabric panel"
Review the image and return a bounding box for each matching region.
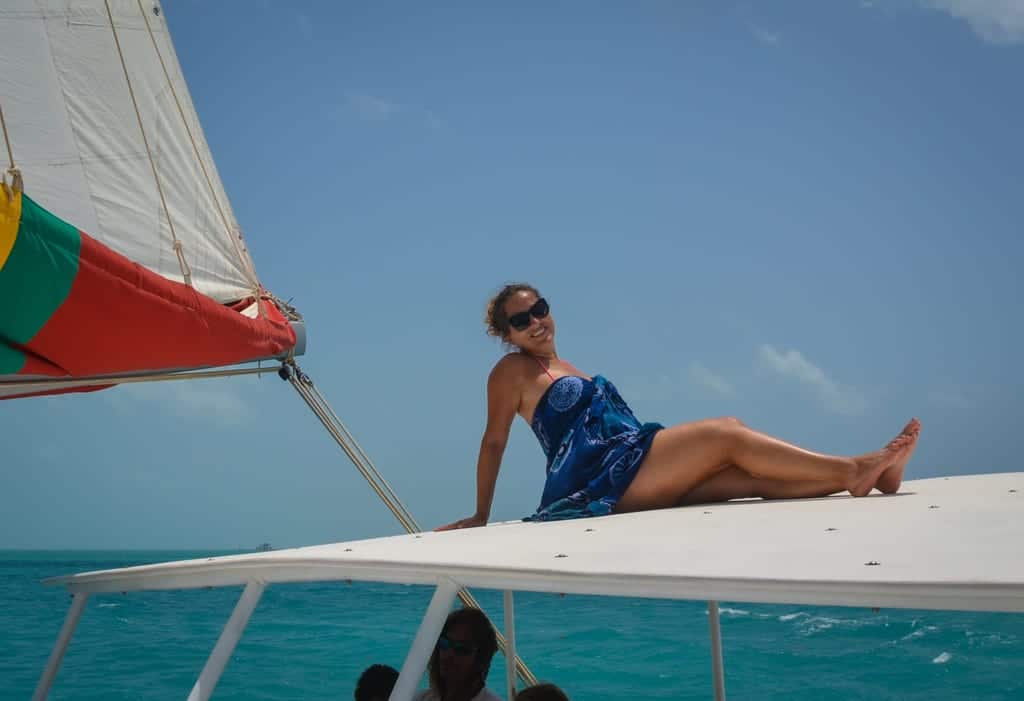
[152,17,256,278]
[0,1,259,302]
[0,2,102,241]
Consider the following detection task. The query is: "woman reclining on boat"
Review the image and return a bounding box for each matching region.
[439,283,921,528]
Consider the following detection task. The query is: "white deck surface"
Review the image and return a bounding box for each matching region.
[48,473,1024,612]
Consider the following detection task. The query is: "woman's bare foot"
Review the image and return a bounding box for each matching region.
[875,418,922,494]
[849,432,914,497]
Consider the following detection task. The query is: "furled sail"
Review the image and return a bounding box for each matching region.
[0,0,302,399]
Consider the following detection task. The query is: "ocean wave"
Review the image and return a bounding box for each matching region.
[798,616,839,634]
[790,614,890,636]
[933,652,952,664]
[964,629,1020,647]
[900,625,938,642]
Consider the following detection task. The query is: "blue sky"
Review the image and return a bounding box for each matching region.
[2,0,1022,549]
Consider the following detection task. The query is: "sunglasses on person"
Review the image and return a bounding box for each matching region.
[436,635,476,657]
[507,298,550,332]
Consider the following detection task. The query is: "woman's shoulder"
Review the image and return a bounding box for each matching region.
[493,351,531,370]
[473,688,504,701]
[489,352,532,382]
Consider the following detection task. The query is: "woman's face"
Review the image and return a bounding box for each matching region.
[503,290,555,354]
[437,623,480,687]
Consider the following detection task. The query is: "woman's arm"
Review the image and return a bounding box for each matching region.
[436,359,521,530]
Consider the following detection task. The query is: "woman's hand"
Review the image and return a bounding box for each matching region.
[435,514,488,531]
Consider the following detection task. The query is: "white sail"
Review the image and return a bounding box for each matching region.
[0,0,258,302]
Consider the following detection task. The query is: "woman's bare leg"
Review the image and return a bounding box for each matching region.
[616,417,917,512]
[677,464,843,505]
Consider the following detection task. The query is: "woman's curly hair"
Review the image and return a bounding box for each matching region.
[484,283,541,340]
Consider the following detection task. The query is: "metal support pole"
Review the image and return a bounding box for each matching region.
[187,581,265,701]
[391,579,459,701]
[32,592,89,701]
[504,590,518,700]
[707,601,726,701]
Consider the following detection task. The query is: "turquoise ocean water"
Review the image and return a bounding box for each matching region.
[2,550,1022,700]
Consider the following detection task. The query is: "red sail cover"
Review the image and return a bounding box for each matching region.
[0,190,296,400]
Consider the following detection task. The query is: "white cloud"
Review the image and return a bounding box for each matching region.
[345,92,402,121]
[343,92,443,129]
[167,384,249,423]
[928,389,974,409]
[758,345,867,415]
[919,0,1024,44]
[731,3,782,44]
[749,23,782,45]
[109,381,249,426]
[688,363,736,398]
[620,364,736,402]
[617,373,680,402]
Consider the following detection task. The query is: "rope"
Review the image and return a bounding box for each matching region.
[0,102,13,171]
[103,0,192,288]
[136,0,260,298]
[265,291,303,323]
[0,102,22,199]
[0,365,275,392]
[284,362,539,688]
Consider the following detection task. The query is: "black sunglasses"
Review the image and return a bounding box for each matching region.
[436,635,476,657]
[507,298,550,332]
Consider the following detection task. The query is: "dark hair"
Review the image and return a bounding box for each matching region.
[428,607,499,696]
[517,683,571,701]
[354,663,399,701]
[484,282,542,340]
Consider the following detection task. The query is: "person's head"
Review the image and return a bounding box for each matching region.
[516,683,570,701]
[428,607,499,697]
[485,283,555,354]
[354,663,399,701]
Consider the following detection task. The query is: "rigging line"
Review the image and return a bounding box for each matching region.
[308,381,420,528]
[104,0,192,287]
[294,381,424,537]
[289,377,414,530]
[0,102,14,170]
[0,102,22,196]
[137,0,260,294]
[284,363,539,687]
[289,368,422,535]
[0,366,277,392]
[289,376,414,529]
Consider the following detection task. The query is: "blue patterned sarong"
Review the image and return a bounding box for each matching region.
[524,375,663,521]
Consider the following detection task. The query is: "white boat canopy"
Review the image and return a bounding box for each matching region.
[35,473,1024,701]
[50,473,1024,611]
